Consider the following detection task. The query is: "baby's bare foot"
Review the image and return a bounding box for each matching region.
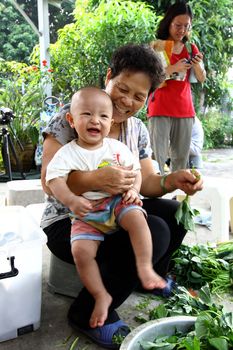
[90,292,112,328]
[138,265,166,290]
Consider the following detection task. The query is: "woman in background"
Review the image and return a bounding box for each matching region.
[148,1,206,174]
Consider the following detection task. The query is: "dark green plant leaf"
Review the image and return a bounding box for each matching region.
[175,195,200,232]
[198,285,212,304]
[208,337,228,350]
[195,313,213,338]
[181,336,201,350]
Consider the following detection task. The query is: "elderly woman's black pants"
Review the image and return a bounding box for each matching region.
[43,197,186,328]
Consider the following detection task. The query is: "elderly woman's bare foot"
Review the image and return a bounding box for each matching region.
[89,292,112,328]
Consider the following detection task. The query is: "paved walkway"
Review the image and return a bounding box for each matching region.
[0,148,233,350]
[201,148,233,179]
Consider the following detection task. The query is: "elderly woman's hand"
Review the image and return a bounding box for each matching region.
[97,165,137,195]
[67,165,137,196]
[167,169,203,195]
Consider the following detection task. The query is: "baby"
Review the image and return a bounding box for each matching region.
[46,86,166,328]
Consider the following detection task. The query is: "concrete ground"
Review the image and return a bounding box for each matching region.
[0,148,233,350]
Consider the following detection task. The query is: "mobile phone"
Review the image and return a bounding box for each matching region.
[185,54,198,64]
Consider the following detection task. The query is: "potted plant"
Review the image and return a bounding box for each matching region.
[0,61,49,172]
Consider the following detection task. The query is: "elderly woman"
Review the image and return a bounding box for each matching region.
[41,44,202,349]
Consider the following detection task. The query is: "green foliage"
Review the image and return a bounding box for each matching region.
[175,194,200,232]
[0,80,40,145]
[199,109,233,149]
[48,0,159,98]
[16,0,75,43]
[171,242,233,294]
[47,0,233,109]
[0,0,75,63]
[141,310,233,349]
[17,0,75,43]
[90,0,174,14]
[0,60,51,145]
[136,105,148,125]
[187,0,233,110]
[143,285,233,349]
[0,0,38,63]
[1,0,233,119]
[175,170,200,232]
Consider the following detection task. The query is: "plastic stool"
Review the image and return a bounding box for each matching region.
[48,253,83,298]
[26,204,83,298]
[166,176,233,241]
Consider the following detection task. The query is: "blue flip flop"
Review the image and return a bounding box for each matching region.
[69,319,130,349]
[151,276,177,298]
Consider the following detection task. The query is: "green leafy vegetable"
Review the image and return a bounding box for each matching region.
[175,169,200,232]
[140,285,233,350]
[149,285,215,320]
[137,240,233,349]
[171,242,233,294]
[175,194,200,232]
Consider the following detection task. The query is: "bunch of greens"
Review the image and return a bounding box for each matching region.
[140,285,233,350]
[171,242,233,294]
[175,194,200,232]
[175,170,200,232]
[148,285,222,320]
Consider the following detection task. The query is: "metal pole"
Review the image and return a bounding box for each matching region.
[37,0,52,97]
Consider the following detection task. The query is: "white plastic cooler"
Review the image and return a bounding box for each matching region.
[0,206,47,342]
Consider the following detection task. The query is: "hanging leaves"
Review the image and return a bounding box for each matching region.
[175,194,200,232]
[175,170,201,232]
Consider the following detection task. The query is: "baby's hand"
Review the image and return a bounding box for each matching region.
[68,195,93,217]
[122,188,142,206]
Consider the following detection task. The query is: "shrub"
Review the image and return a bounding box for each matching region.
[47,0,160,98]
[199,109,233,149]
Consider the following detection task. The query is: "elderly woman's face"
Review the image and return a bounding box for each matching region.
[105,69,151,124]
